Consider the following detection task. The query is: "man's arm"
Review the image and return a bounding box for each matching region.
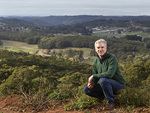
[87,75,94,89]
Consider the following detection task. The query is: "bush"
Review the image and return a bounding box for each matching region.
[65,96,93,111]
[116,87,150,107]
[48,91,71,100]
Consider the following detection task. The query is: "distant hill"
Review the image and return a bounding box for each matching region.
[1,15,150,27]
[14,15,150,26]
[0,17,35,27]
[15,15,106,26]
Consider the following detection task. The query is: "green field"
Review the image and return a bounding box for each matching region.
[93,27,150,39]
[82,56,96,65]
[55,47,92,58]
[0,40,39,54]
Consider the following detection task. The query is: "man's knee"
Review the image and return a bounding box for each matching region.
[99,78,110,86]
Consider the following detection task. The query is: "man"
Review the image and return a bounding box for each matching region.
[84,39,125,110]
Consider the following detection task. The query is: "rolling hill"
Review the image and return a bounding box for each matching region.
[1,15,150,27]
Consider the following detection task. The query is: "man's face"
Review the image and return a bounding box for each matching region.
[95,42,107,58]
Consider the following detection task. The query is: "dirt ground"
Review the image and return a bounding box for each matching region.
[0,95,149,113]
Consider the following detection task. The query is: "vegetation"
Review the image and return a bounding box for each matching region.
[0,50,149,112]
[0,32,51,44]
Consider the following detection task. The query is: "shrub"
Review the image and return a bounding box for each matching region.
[64,95,106,111]
[116,87,150,107]
[64,96,93,111]
[48,91,71,100]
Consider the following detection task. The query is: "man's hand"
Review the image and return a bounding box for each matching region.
[87,82,93,89]
[87,75,94,89]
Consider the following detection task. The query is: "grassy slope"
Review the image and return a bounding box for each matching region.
[1,40,38,53]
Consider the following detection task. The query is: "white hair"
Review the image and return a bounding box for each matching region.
[94,39,107,47]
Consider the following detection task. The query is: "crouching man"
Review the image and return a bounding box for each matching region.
[84,39,125,110]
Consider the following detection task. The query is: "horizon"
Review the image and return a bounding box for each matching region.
[1,14,150,18]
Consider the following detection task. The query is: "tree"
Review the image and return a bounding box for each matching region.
[124,35,142,41]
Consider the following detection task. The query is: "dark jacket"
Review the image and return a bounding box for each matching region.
[92,52,125,86]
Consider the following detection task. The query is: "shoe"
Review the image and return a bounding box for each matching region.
[103,100,116,110]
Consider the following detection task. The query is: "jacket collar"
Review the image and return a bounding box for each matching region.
[97,52,108,61]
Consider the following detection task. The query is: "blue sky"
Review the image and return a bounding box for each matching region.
[0,0,150,16]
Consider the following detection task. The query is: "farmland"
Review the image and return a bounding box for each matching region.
[1,40,38,53]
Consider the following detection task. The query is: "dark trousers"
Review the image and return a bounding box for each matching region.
[84,78,124,104]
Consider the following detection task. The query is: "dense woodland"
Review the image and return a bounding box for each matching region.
[0,16,150,112]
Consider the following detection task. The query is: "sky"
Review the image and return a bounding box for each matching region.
[0,0,150,16]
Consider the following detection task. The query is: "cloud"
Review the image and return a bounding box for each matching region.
[0,0,150,16]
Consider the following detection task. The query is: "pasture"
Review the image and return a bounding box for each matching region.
[0,40,38,54]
